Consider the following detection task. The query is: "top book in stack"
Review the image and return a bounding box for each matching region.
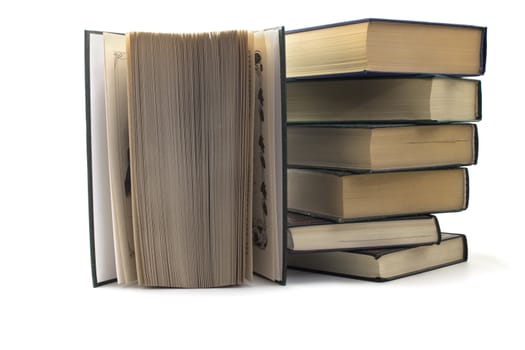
[286,18,487,79]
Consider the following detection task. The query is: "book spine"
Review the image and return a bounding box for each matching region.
[461,234,469,261]
[473,124,479,165]
[84,31,98,288]
[279,26,288,286]
[432,215,442,244]
[479,27,487,74]
[464,168,470,211]
[476,80,483,121]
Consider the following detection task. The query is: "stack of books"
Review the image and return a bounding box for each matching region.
[285,19,486,281]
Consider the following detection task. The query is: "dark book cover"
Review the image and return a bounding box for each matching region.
[278,26,288,285]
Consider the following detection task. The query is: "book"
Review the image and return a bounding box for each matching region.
[85,28,287,288]
[287,124,478,171]
[288,168,468,221]
[286,19,486,79]
[287,77,481,123]
[287,212,440,252]
[287,233,468,281]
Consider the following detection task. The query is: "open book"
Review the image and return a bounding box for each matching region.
[85,28,286,288]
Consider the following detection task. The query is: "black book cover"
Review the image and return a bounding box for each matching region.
[278,26,288,285]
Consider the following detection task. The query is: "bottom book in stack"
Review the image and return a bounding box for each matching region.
[288,231,467,282]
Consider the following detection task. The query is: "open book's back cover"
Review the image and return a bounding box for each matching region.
[85,30,118,287]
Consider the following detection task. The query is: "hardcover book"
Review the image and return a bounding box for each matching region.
[286,19,487,79]
[85,28,287,287]
[288,168,469,221]
[287,124,478,171]
[288,233,468,281]
[287,212,441,252]
[287,77,481,123]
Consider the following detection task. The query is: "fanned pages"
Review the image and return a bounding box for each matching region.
[126,31,254,288]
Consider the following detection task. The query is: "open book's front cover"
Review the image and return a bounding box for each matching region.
[279,27,288,285]
[85,30,118,287]
[251,27,288,285]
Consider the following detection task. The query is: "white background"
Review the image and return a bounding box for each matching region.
[1,0,523,348]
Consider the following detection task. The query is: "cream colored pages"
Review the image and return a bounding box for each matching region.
[252,28,284,282]
[126,31,253,288]
[103,33,136,284]
[245,32,255,280]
